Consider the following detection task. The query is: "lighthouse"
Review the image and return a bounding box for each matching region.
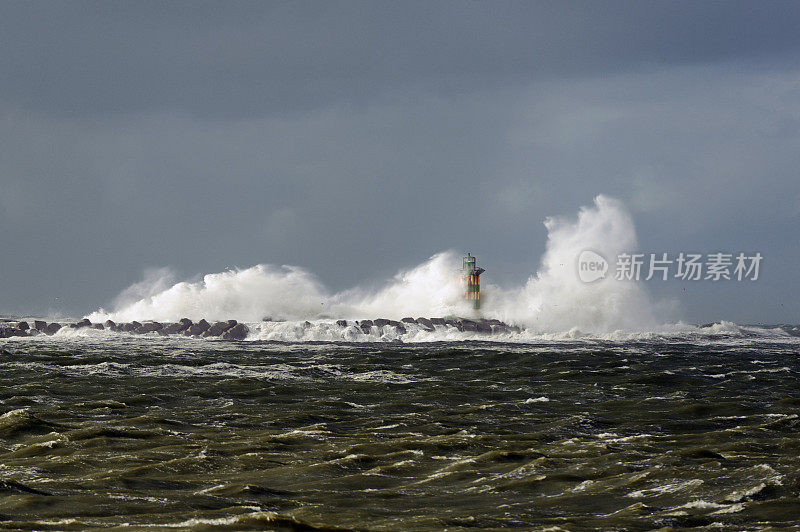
[462,253,485,310]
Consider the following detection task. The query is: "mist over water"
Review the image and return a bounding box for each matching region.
[89,196,664,333]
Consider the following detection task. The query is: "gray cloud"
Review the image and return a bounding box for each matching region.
[2,1,799,118]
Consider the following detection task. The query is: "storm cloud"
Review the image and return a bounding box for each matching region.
[1,1,798,323]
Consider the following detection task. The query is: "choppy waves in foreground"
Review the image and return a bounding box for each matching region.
[1,330,799,529]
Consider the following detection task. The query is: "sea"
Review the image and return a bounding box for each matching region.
[1,321,799,530]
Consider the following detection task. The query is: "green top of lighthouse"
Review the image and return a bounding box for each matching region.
[463,252,484,275]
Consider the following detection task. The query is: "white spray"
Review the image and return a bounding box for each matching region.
[485,195,659,332]
[88,195,663,333]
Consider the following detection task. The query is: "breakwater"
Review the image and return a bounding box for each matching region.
[0,317,520,341]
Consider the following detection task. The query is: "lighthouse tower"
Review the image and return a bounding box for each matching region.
[462,252,485,310]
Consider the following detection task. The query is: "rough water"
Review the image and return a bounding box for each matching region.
[2,195,796,529]
[1,325,799,530]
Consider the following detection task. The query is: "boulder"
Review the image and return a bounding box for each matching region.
[475,320,492,333]
[226,320,238,328]
[395,324,407,334]
[358,320,374,328]
[130,321,142,330]
[33,320,47,331]
[104,320,117,331]
[76,319,91,328]
[0,328,26,338]
[374,318,390,327]
[416,317,432,326]
[178,318,193,328]
[92,323,105,330]
[119,323,135,332]
[416,317,435,331]
[401,317,417,324]
[205,321,233,337]
[161,323,185,334]
[185,324,207,336]
[135,322,163,334]
[491,323,509,334]
[196,319,211,333]
[222,323,249,340]
[15,321,29,331]
[336,320,348,327]
[430,318,446,325]
[44,323,62,335]
[458,319,477,332]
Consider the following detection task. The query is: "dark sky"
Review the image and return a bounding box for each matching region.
[1,0,799,323]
